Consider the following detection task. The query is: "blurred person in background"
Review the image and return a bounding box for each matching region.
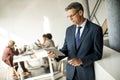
[35,33,55,48]
[2,40,31,77]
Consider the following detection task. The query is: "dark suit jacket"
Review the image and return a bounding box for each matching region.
[57,20,103,80]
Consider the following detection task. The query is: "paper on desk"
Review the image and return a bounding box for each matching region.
[30,53,37,59]
[44,47,65,56]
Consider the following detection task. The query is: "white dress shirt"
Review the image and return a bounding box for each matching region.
[75,19,87,38]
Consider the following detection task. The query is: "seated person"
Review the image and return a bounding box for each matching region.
[2,40,31,77]
[35,33,55,48]
[35,33,57,71]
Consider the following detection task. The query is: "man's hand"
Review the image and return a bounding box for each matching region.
[68,58,83,67]
[47,51,56,59]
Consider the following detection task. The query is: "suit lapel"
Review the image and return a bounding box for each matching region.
[77,20,89,50]
[71,25,77,51]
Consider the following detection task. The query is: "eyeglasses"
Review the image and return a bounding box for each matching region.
[67,11,79,18]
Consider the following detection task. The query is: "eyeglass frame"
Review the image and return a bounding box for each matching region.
[67,10,79,18]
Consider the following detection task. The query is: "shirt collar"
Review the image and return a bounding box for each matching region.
[76,19,87,28]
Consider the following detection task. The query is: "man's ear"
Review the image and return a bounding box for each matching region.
[79,10,83,16]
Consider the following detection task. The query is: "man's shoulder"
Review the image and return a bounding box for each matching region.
[86,20,102,31]
[67,24,75,29]
[87,20,101,28]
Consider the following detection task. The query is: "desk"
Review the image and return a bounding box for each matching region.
[14,49,54,80]
[95,46,120,80]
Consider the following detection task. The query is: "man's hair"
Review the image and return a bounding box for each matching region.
[65,2,84,11]
[46,33,52,39]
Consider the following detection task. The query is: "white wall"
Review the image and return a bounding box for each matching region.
[0,0,73,48]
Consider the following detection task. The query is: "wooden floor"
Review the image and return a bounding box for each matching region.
[0,61,66,80]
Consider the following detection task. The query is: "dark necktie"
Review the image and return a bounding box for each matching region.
[75,27,81,49]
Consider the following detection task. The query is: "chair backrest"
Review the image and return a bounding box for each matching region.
[102,19,108,35]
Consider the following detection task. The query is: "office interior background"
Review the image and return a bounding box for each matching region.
[0,0,120,80]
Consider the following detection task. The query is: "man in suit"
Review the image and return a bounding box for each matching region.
[48,2,103,80]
